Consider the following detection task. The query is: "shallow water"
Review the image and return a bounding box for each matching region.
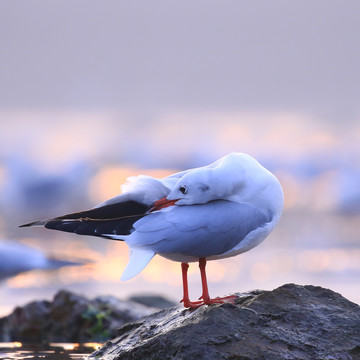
[0,343,100,360]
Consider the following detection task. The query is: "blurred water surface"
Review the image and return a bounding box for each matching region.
[0,342,99,359]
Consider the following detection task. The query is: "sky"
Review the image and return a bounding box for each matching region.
[0,0,359,120]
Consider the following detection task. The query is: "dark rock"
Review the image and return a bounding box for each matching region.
[87,284,360,360]
[128,294,177,309]
[0,290,157,343]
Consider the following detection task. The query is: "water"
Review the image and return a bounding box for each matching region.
[0,343,101,360]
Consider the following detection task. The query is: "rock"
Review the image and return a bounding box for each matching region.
[0,290,158,343]
[128,294,177,309]
[88,284,360,360]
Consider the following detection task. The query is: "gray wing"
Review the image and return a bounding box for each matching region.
[128,201,270,258]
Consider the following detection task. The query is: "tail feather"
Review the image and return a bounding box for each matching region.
[19,200,149,239]
[19,220,47,227]
[51,200,148,221]
[121,248,155,281]
[44,216,144,238]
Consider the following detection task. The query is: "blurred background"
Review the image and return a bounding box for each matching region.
[0,0,359,316]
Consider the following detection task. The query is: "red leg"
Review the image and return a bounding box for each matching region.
[181,259,238,308]
[198,258,211,303]
[198,258,238,305]
[180,262,203,308]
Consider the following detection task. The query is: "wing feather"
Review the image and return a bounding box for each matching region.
[127,201,270,257]
[20,200,149,238]
[20,175,172,238]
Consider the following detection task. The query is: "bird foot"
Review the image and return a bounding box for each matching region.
[200,294,238,305]
[181,294,238,309]
[181,298,206,309]
[214,294,238,302]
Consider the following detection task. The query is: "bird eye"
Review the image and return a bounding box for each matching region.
[179,185,187,194]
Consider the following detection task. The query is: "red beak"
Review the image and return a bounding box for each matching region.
[149,197,178,212]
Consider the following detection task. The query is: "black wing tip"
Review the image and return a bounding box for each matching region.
[18,200,149,235]
[19,220,47,228]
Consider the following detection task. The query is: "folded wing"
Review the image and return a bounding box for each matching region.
[124,200,271,258]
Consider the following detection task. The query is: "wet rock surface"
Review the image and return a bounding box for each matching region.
[88,284,360,360]
[0,290,158,343]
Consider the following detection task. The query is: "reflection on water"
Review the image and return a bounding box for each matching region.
[0,342,100,360]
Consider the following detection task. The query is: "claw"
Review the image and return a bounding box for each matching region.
[203,294,237,305]
[182,295,237,308]
[181,298,205,309]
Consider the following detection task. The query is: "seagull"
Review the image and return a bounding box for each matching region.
[0,240,79,281]
[21,153,284,308]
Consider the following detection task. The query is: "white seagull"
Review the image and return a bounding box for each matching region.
[21,153,284,308]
